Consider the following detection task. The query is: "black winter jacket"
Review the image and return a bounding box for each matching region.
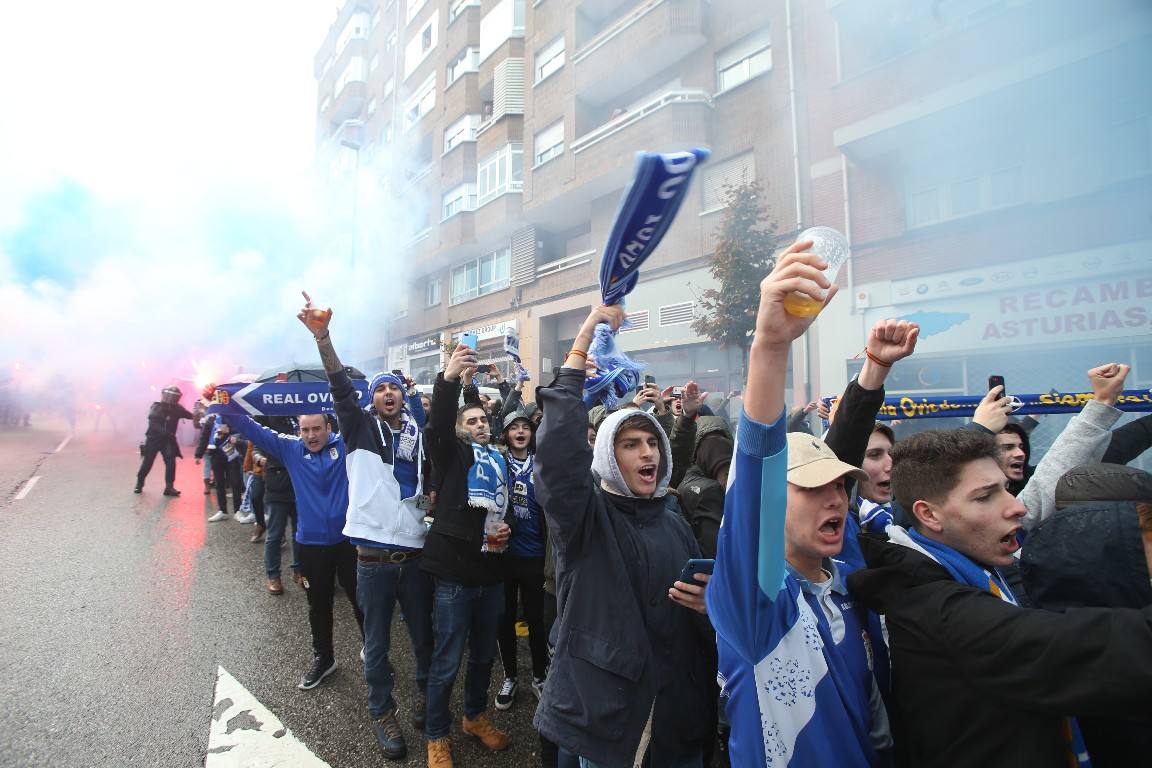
[848,533,1152,768]
[419,373,507,586]
[533,369,713,768]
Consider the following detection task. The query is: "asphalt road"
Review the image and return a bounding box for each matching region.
[0,417,545,767]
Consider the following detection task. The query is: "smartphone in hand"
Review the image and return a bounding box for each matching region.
[678,558,715,587]
[459,332,478,350]
[988,375,1006,398]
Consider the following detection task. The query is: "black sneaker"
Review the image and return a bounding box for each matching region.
[134,484,142,494]
[494,677,517,711]
[372,709,407,760]
[298,655,337,690]
[162,487,181,497]
[411,689,427,732]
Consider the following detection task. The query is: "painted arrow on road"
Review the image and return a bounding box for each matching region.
[206,665,331,767]
[205,382,370,417]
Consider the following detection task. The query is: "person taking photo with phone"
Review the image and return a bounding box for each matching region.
[420,337,513,767]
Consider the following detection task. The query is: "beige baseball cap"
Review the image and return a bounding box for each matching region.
[786,432,869,488]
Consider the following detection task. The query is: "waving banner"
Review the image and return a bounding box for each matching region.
[206,381,370,417]
[585,148,710,408]
[821,388,1152,422]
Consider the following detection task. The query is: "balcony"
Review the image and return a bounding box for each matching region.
[573,0,707,106]
[329,81,368,123]
[573,88,712,191]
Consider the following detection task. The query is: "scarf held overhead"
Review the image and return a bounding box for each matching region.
[585,148,710,408]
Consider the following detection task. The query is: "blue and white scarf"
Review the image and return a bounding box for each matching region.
[900,527,1017,603]
[584,148,710,408]
[468,443,507,514]
[856,497,893,534]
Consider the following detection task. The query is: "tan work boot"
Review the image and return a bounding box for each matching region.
[462,713,510,751]
[427,737,453,767]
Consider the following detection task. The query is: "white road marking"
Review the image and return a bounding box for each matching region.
[53,435,72,453]
[14,476,40,500]
[206,666,331,768]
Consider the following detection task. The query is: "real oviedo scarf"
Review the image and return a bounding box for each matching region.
[468,443,508,552]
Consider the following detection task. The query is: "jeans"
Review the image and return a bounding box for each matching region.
[357,555,434,718]
[248,475,265,528]
[499,555,549,680]
[264,501,299,579]
[297,541,364,660]
[425,579,503,739]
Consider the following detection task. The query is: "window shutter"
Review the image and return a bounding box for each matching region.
[701,152,755,210]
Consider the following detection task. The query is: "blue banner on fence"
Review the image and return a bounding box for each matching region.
[821,388,1152,422]
[205,381,370,417]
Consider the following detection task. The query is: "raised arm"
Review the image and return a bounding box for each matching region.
[535,304,626,559]
[824,319,918,468]
[298,291,369,437]
[219,413,289,464]
[1019,363,1129,529]
[707,238,838,663]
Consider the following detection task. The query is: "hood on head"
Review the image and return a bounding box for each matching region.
[591,407,672,498]
[1055,462,1152,506]
[1000,422,1031,462]
[1021,502,1152,610]
[692,416,734,479]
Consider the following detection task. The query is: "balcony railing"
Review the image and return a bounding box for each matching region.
[571,89,712,154]
[573,0,665,63]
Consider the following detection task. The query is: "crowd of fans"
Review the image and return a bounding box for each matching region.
[132,240,1152,768]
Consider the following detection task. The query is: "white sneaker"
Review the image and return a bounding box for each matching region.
[235,512,256,524]
[531,676,545,700]
[208,510,229,522]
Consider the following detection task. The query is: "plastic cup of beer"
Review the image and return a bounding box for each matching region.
[783,226,850,318]
[485,520,507,553]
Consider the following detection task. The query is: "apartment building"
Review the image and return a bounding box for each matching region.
[315,0,804,396]
[796,0,1152,403]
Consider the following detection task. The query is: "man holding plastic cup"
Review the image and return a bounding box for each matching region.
[419,338,513,767]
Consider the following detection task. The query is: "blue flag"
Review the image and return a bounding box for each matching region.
[585,148,709,408]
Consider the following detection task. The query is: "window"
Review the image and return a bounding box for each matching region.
[716,30,771,92]
[386,32,397,50]
[426,279,441,307]
[443,114,480,153]
[479,0,525,62]
[700,152,755,211]
[383,76,394,98]
[907,188,940,228]
[406,0,427,24]
[447,47,480,84]
[371,8,382,29]
[404,76,437,131]
[369,53,380,73]
[535,36,564,83]
[533,121,564,167]
[319,95,331,114]
[367,97,377,116]
[450,248,512,304]
[442,183,478,220]
[381,122,393,144]
[405,11,440,78]
[477,144,524,205]
[449,0,479,22]
[905,161,1027,229]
